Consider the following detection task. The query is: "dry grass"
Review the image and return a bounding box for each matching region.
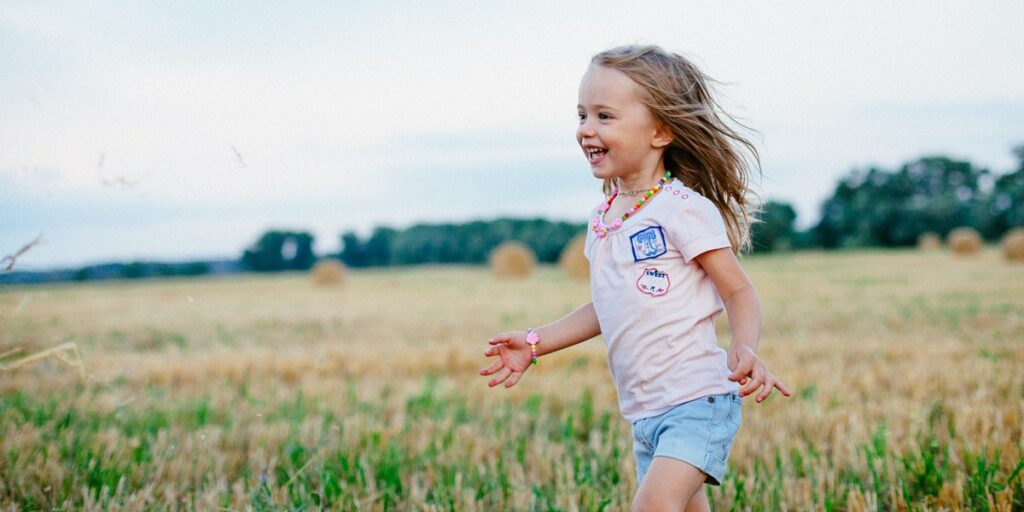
[310,258,346,286]
[1002,227,1024,263]
[948,226,983,256]
[0,341,86,382]
[917,231,942,250]
[1,248,1022,510]
[559,234,589,282]
[2,235,45,272]
[489,241,535,278]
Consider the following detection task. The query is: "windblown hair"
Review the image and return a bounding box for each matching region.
[592,45,761,253]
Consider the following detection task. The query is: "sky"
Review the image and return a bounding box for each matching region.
[2,1,1023,270]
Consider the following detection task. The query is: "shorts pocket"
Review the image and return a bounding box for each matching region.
[632,417,653,451]
[726,393,742,430]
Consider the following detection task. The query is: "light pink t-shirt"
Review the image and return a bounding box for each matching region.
[584,178,740,421]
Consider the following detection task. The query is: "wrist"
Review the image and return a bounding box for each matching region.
[526,328,540,365]
[730,342,758,354]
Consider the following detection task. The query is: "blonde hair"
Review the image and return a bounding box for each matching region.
[592,45,761,253]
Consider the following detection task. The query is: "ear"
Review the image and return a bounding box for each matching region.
[651,122,673,149]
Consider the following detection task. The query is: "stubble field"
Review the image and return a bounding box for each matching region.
[1,248,1023,511]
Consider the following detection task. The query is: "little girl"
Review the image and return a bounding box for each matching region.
[480,45,790,511]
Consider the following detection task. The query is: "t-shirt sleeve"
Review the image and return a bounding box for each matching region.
[665,194,732,264]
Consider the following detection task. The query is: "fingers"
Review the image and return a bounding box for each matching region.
[751,373,793,403]
[504,371,524,388]
[479,358,504,376]
[484,345,501,358]
[728,356,754,382]
[489,333,513,346]
[488,367,512,387]
[754,375,775,403]
[774,377,792,397]
[739,363,764,397]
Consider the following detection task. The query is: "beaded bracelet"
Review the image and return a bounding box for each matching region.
[526,328,540,366]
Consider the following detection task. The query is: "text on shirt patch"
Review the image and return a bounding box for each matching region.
[629,226,667,262]
[636,267,670,297]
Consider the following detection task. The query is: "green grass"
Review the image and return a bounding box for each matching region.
[2,252,1022,509]
[2,381,1022,510]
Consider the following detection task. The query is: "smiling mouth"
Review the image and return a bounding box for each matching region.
[585,147,607,164]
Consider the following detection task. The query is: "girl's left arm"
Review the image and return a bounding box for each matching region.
[694,248,792,403]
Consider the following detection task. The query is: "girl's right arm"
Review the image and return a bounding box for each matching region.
[479,302,601,388]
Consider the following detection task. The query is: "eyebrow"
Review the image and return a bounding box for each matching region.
[577,103,621,111]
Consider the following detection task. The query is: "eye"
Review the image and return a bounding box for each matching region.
[598,112,612,120]
[577,112,586,122]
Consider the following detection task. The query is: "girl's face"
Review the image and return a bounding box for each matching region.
[576,64,670,183]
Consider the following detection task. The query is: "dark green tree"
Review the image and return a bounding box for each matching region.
[365,227,398,266]
[180,262,211,276]
[814,156,989,248]
[242,230,316,272]
[982,144,1024,236]
[340,231,367,267]
[123,262,146,279]
[751,201,797,252]
[341,218,586,267]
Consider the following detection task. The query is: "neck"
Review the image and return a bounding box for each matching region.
[617,164,668,193]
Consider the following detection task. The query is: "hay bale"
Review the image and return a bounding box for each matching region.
[917,232,942,251]
[1002,227,1024,262]
[489,241,535,278]
[311,259,346,286]
[947,227,982,256]
[559,234,589,281]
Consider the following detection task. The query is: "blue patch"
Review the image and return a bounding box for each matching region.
[629,226,667,262]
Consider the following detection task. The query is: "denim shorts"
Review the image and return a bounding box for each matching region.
[631,391,742,486]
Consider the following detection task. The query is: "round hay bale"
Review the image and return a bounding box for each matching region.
[559,234,589,281]
[947,227,982,256]
[311,258,346,286]
[1001,227,1024,262]
[917,232,942,251]
[489,241,535,278]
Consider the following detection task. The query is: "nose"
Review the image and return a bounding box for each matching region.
[577,117,595,141]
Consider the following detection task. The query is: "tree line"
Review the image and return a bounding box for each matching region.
[813,149,1023,248]
[3,145,1021,283]
[338,219,585,268]
[239,144,1024,271]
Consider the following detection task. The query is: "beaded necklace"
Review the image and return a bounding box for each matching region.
[591,171,671,238]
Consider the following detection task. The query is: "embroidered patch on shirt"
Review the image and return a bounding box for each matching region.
[629,226,667,262]
[636,267,670,297]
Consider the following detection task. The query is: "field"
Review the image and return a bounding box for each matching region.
[1,248,1023,511]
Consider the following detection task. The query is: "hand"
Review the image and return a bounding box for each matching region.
[479,331,534,388]
[727,344,791,403]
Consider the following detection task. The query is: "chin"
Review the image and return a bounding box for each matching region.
[590,166,614,180]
